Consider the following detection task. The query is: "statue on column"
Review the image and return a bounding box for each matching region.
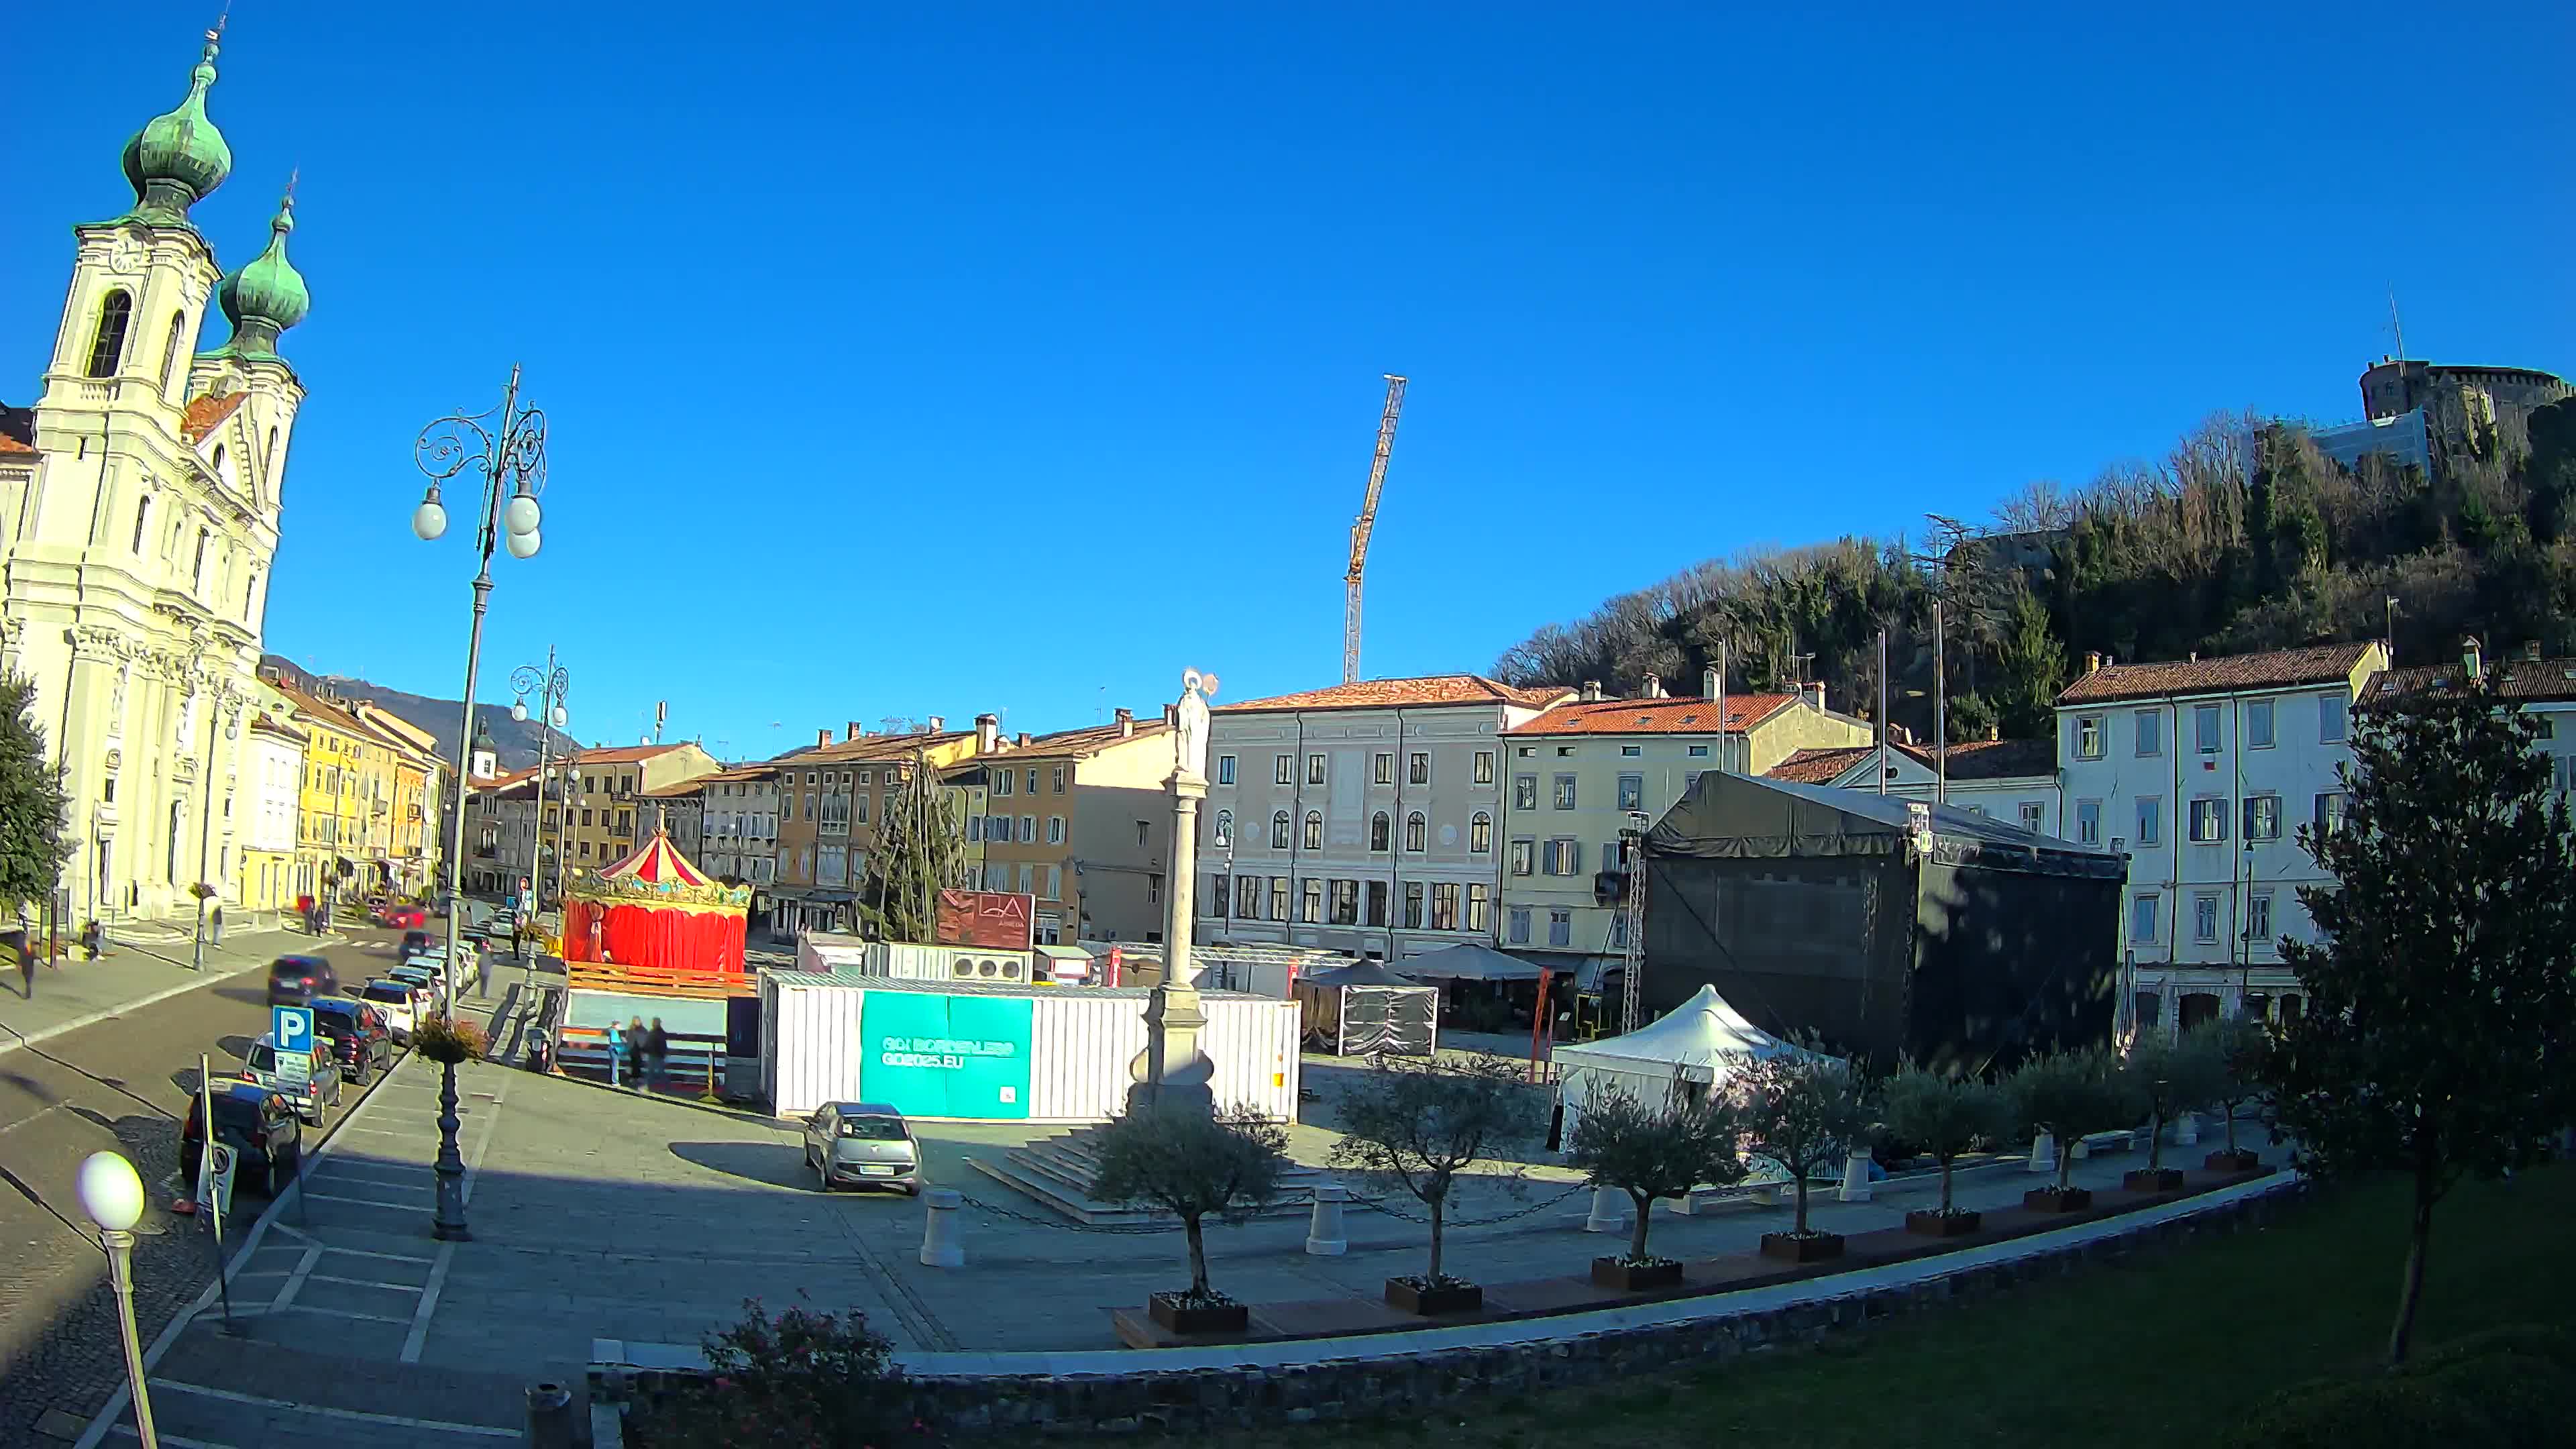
[1128,667,1220,1118]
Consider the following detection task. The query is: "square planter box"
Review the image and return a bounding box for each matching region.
[1146,1292,1248,1336]
[2024,1187,2093,1213]
[1905,1208,1982,1238]
[1591,1256,1684,1292]
[2123,1167,2186,1193]
[1759,1231,1845,1263]
[1384,1278,1483,1316]
[2204,1149,2262,1173]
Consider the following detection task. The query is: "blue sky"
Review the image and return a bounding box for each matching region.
[7,3,2569,760]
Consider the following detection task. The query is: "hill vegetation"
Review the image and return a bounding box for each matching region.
[1493,397,2576,744]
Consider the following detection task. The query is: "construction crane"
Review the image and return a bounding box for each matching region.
[1343,374,1409,686]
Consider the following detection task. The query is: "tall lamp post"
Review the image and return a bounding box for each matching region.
[412,366,547,1244]
[510,651,572,904]
[78,1150,157,1449]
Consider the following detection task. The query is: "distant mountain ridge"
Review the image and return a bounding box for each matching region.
[260,655,576,771]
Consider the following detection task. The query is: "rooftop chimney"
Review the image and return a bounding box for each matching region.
[926,714,945,733]
[847,721,863,741]
[1163,703,1179,727]
[1986,724,2000,742]
[2463,635,2484,684]
[2084,651,2102,675]
[2525,640,2543,663]
[1580,680,1604,702]
[1016,732,1032,747]
[2186,652,2197,663]
[1804,682,1825,712]
[975,712,1000,754]
[1642,672,1664,698]
[1702,667,1719,699]
[1115,707,1134,738]
[816,728,832,748]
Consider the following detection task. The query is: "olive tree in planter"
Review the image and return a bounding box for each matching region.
[1562,1074,1747,1290]
[2193,1018,2271,1173]
[2010,1049,2132,1212]
[1329,1054,1546,1315]
[2119,1030,2221,1192]
[1090,1104,1289,1336]
[1733,1052,1874,1263]
[1879,1063,2006,1236]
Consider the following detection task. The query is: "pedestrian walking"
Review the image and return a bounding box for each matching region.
[625,1015,647,1087]
[209,904,225,947]
[604,1019,624,1086]
[80,918,101,961]
[13,932,33,1000]
[645,1018,670,1093]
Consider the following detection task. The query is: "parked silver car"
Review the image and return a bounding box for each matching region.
[800,1102,920,1195]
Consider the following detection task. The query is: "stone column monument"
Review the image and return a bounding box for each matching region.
[1129,668,1220,1118]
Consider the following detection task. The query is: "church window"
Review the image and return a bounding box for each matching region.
[130,495,151,553]
[87,290,133,378]
[192,529,209,591]
[264,426,278,476]
[159,311,186,395]
[211,445,225,484]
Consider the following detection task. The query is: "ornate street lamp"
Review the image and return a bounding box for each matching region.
[78,1150,157,1448]
[412,365,547,1242]
[510,649,572,914]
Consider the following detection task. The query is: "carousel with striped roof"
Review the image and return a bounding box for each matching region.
[563,823,754,981]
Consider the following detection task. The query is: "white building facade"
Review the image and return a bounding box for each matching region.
[0,32,309,922]
[2054,642,2388,1039]
[1204,676,1567,961]
[698,765,781,892]
[1799,736,2063,837]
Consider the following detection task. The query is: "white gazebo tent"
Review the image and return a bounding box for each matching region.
[1552,983,1833,1138]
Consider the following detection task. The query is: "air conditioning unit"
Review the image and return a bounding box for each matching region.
[869,941,1032,984]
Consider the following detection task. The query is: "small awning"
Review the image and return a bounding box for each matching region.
[1400,942,1547,981]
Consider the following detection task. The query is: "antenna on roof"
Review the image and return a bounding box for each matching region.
[2388,284,2407,364]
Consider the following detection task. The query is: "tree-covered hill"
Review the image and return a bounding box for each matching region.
[1493,396,2576,745]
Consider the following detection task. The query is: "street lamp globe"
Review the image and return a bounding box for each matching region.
[77,1151,145,1232]
[503,492,541,537]
[505,528,540,559]
[511,699,529,723]
[411,494,449,541]
[550,704,568,728]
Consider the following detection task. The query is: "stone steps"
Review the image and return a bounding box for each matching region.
[969,1124,1329,1225]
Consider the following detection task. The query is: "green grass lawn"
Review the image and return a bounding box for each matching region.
[1204,1165,2576,1449]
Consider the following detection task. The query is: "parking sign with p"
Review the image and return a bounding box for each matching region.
[272,1004,314,1089]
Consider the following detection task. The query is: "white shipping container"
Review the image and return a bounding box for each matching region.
[762,973,1299,1123]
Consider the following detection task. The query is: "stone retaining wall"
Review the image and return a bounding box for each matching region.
[595,1177,2306,1438]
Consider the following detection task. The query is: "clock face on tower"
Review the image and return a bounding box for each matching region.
[107,232,147,276]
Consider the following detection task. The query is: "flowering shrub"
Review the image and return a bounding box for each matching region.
[647,1298,917,1448]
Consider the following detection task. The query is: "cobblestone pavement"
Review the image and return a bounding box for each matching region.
[0,926,411,1446]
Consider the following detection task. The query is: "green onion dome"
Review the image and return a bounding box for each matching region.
[120,33,232,226]
[212,192,310,361]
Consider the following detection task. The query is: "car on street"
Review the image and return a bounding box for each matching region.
[266,955,340,1007]
[387,964,439,1008]
[241,1030,344,1124]
[382,903,427,929]
[400,928,434,957]
[311,998,392,1081]
[358,979,419,1042]
[800,1102,923,1195]
[182,1082,303,1198]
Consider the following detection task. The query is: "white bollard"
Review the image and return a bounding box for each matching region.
[1585,1184,1628,1234]
[2073,1135,2092,1161]
[2174,1112,2200,1146]
[917,1187,965,1268]
[1837,1148,1874,1203]
[2027,1132,2056,1173]
[1304,1183,1349,1256]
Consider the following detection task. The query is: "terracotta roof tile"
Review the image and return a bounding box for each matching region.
[1768,747,1876,784]
[1217,675,1572,713]
[998,718,1173,760]
[1507,693,1796,737]
[1906,736,2057,780]
[558,743,696,765]
[2367,654,2576,706]
[180,392,247,444]
[0,405,34,455]
[790,733,968,765]
[2055,643,2379,706]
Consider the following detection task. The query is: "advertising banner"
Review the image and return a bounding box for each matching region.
[859,991,1034,1120]
[934,890,1034,949]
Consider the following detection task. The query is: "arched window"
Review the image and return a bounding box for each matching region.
[1270,811,1290,849]
[1470,811,1492,853]
[264,425,279,476]
[1370,811,1390,852]
[1212,809,1232,847]
[1405,811,1428,852]
[1302,811,1323,850]
[87,290,133,378]
[130,494,152,553]
[210,445,225,484]
[159,311,186,394]
[191,528,209,590]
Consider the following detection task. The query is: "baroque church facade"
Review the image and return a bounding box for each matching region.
[0,28,310,922]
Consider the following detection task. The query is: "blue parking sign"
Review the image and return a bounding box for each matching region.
[272,1004,314,1056]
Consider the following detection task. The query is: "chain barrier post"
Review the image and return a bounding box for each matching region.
[918,1187,965,1267]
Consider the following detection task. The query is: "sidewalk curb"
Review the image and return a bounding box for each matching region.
[70,1039,426,1449]
[0,933,349,1062]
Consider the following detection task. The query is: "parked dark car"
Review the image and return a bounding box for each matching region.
[310,997,392,1081]
[181,1083,303,1198]
[400,929,433,957]
[266,955,339,1006]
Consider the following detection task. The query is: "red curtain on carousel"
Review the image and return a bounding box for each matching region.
[562,828,752,979]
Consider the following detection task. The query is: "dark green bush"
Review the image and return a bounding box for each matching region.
[2221,1324,2576,1448]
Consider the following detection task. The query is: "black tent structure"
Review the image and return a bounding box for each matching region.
[1642,771,2125,1077]
[1295,960,1440,1057]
